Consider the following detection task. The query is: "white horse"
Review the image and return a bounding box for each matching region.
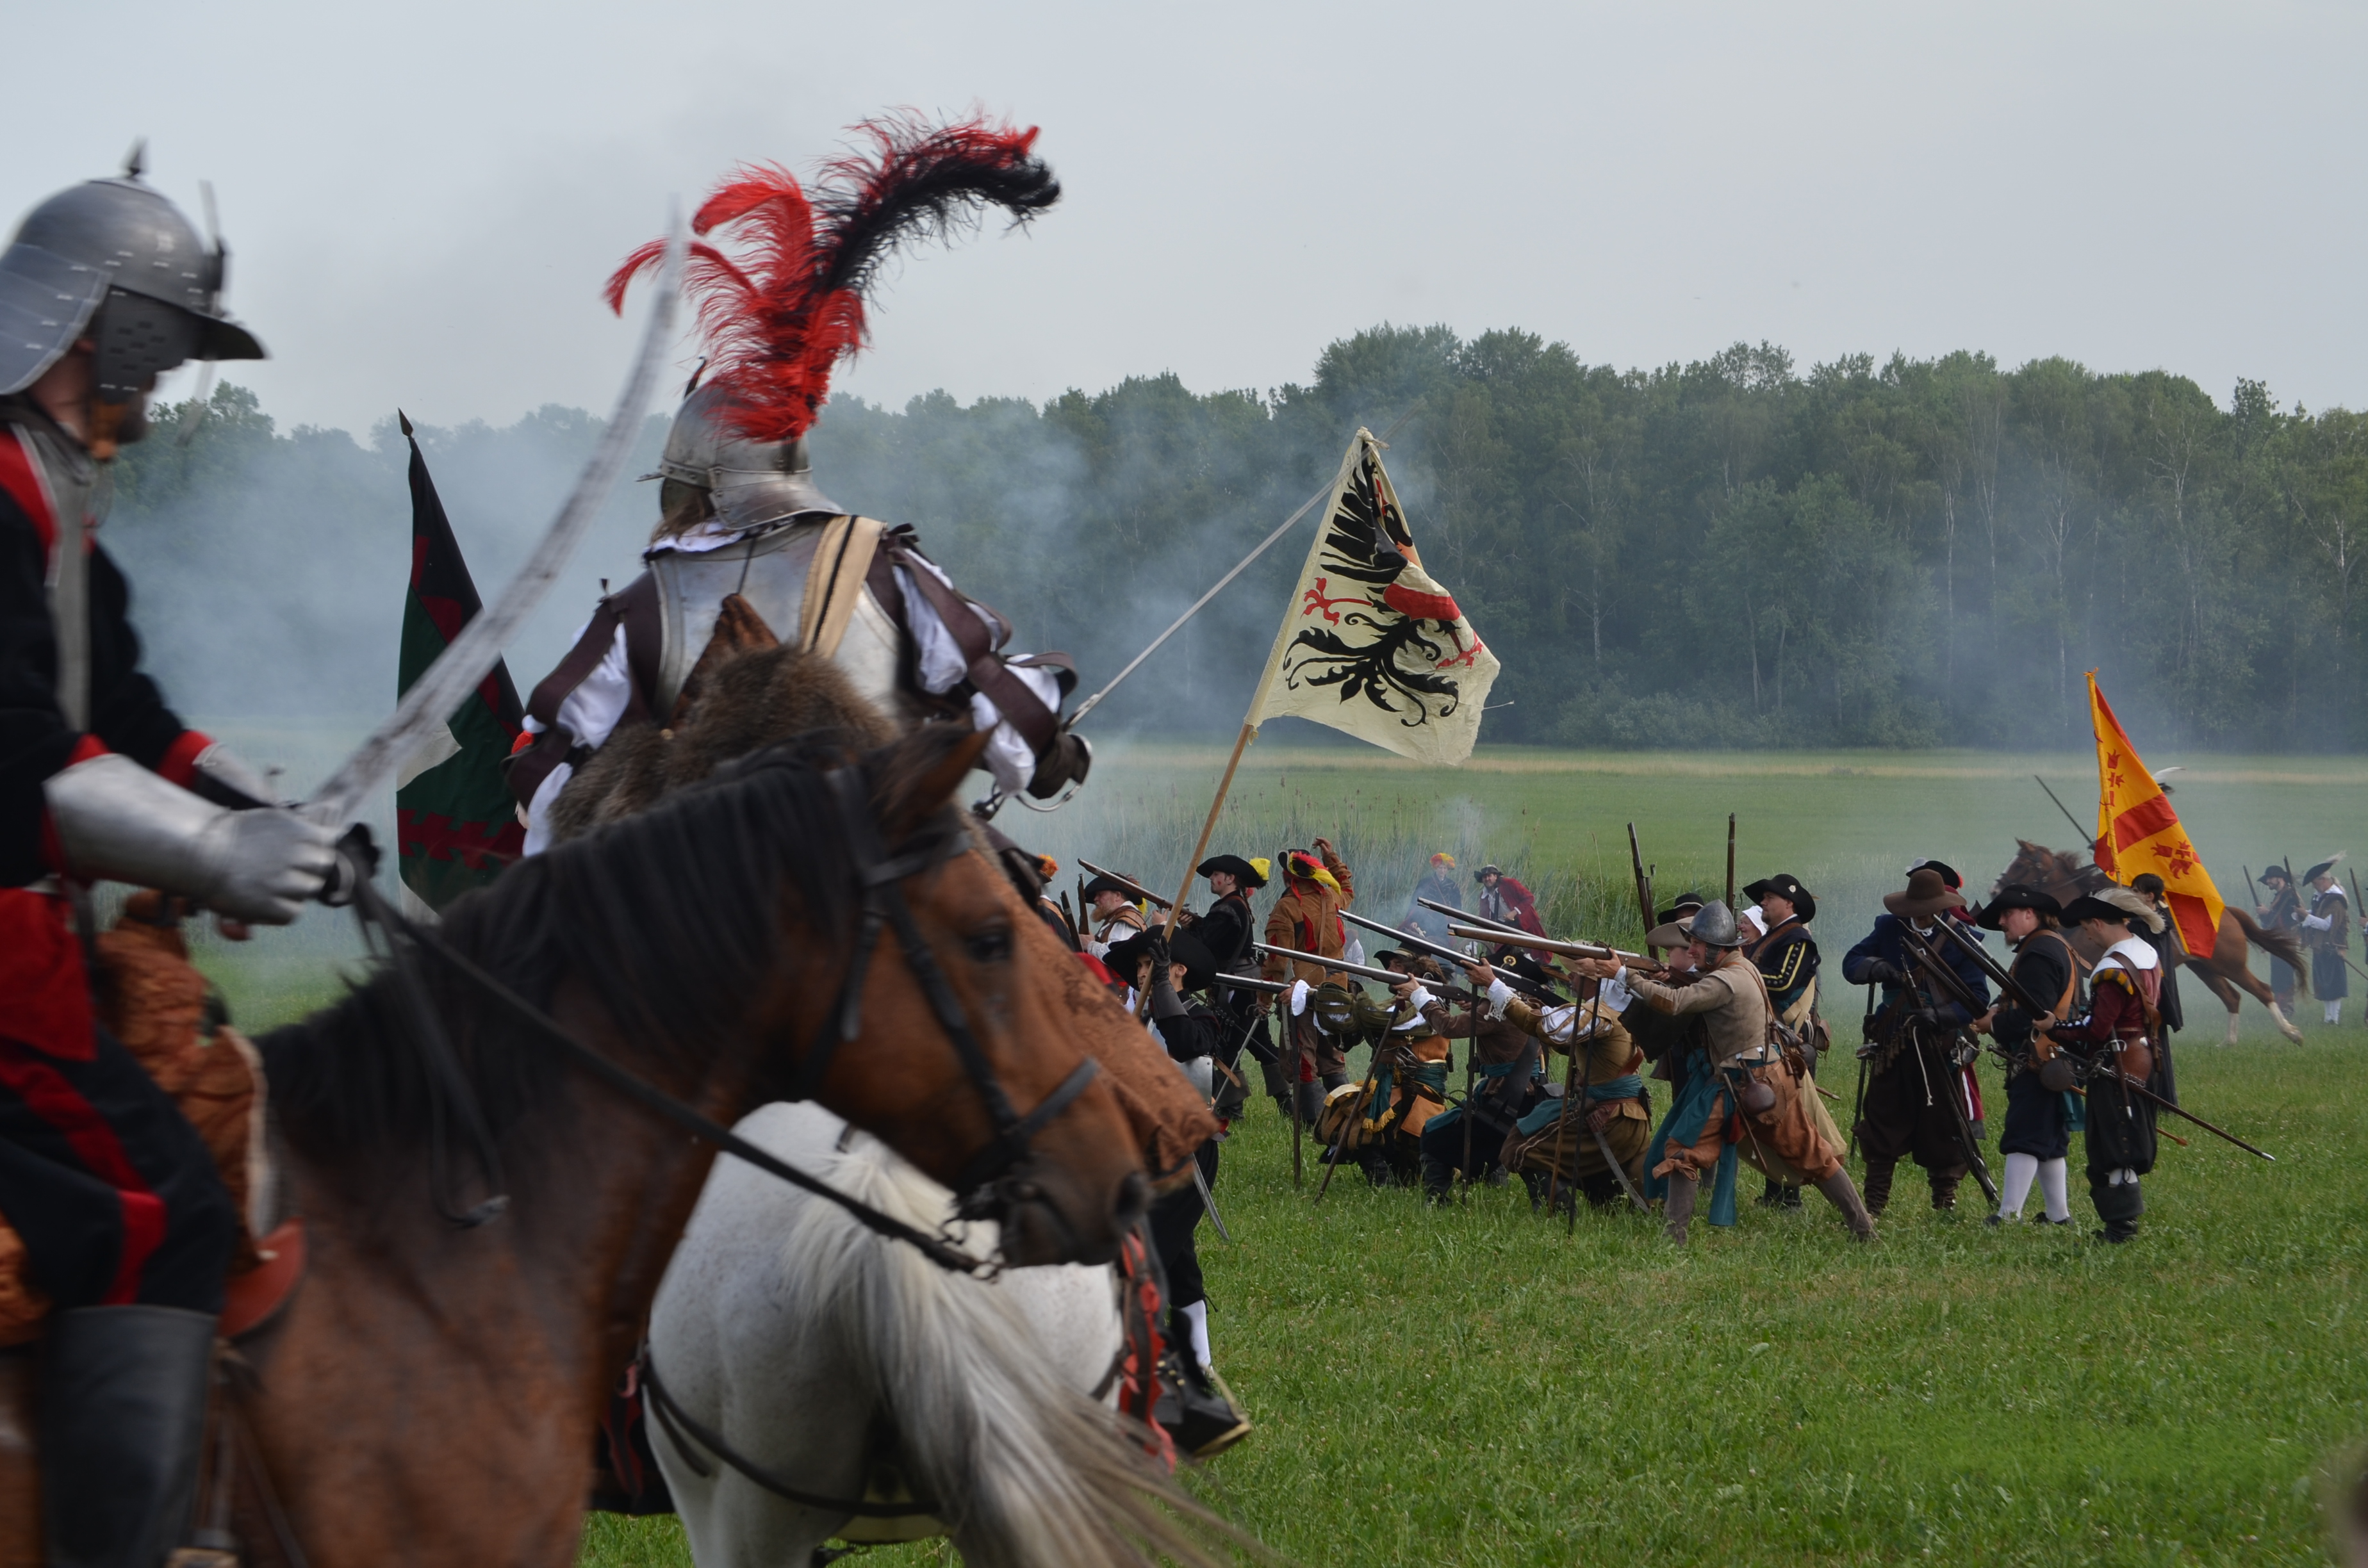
[646,1101,1230,1568]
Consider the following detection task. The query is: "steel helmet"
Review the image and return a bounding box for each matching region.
[1685,901,1745,949]
[0,152,263,401]
[648,382,839,534]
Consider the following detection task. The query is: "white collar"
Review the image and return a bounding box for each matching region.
[2098,935,2160,973]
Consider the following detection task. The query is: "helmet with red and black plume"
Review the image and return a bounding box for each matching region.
[610,113,1058,534]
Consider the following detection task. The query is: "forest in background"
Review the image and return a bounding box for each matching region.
[109,326,2368,751]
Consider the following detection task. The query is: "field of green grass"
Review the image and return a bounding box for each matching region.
[176,734,2368,1562]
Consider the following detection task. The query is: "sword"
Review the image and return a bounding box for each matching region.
[302,216,686,837]
[1189,1157,1231,1243]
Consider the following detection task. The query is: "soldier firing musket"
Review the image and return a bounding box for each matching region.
[1076,858,1174,911]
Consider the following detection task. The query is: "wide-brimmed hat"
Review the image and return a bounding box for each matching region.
[1884,867,1967,920]
[1081,872,1141,902]
[1197,853,1269,889]
[1741,872,1816,924]
[1909,858,1964,890]
[2096,885,2166,934]
[1974,883,2062,930]
[2260,863,2293,885]
[1656,890,1707,926]
[1475,863,1503,880]
[1103,926,1219,991]
[1645,920,1692,950]
[2305,855,2346,884]
[2060,894,2136,929]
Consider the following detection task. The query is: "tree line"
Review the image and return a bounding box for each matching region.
[113,328,2368,751]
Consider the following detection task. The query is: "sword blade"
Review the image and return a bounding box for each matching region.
[1190,1159,1231,1243]
[303,216,686,830]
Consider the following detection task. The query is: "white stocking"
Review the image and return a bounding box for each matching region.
[1998,1152,2037,1219]
[2326,1000,2342,1025]
[2039,1157,2071,1222]
[1180,1298,1212,1369]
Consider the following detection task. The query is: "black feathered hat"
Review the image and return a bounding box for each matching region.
[1197,853,1269,890]
[2059,894,2135,929]
[1656,890,1707,927]
[1081,872,1141,903]
[1975,883,2062,931]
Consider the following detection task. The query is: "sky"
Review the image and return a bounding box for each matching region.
[9,1,2364,436]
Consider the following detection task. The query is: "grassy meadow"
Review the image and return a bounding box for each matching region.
[179,735,2368,1562]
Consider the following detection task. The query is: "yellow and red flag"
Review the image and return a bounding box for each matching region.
[2087,671,2223,958]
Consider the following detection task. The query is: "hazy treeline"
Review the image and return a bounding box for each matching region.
[109,329,2368,751]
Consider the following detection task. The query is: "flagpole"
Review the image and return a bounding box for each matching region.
[1163,721,1258,939]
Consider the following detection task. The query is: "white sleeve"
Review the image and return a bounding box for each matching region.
[2303,912,2333,931]
[1484,977,1514,1017]
[1290,979,1310,1017]
[1536,1004,1579,1046]
[1404,984,1435,1012]
[1600,971,1635,1013]
[517,620,632,858]
[896,559,1060,796]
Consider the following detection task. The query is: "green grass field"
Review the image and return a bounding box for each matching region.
[177,736,2368,1562]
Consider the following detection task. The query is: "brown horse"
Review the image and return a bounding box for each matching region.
[0,722,1153,1567]
[1989,839,2306,1044]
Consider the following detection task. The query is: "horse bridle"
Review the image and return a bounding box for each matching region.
[780,767,1101,1205]
[349,758,1101,1275]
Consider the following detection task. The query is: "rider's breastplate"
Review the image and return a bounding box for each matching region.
[645,520,909,723]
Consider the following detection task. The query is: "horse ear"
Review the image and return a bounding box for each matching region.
[881,725,994,840]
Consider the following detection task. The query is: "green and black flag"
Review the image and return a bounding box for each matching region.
[394,412,526,911]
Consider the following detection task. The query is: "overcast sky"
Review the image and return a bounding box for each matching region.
[13,1,2363,436]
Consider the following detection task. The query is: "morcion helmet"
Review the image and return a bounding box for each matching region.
[646,381,837,533]
[0,149,263,404]
[1685,901,1745,949]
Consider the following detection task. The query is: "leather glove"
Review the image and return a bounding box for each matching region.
[1025,731,1092,799]
[1859,959,1903,986]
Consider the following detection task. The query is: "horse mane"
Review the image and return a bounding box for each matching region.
[258,723,973,1177]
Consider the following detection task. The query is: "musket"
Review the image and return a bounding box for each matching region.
[1447,926,1657,970]
[304,218,684,836]
[1075,859,1172,911]
[1343,908,1561,1000]
[1725,813,1736,910]
[1254,940,1463,992]
[1846,984,1869,1164]
[1627,824,1654,936]
[2034,775,2093,848]
[1206,970,1291,997]
[1892,924,2001,1207]
[1420,896,1523,940]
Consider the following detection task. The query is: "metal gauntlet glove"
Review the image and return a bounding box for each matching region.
[45,753,336,924]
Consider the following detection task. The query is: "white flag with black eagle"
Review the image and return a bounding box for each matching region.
[1247,429,1500,764]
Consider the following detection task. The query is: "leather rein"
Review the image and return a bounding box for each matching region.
[347,760,1101,1277]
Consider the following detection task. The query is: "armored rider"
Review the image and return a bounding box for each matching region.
[0,161,337,1567]
[510,133,1090,853]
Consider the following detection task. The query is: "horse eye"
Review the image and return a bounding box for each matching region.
[965,926,1013,965]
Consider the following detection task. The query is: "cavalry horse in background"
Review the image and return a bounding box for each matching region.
[0,721,1154,1567]
[1991,840,2306,1045]
[649,1102,1237,1568]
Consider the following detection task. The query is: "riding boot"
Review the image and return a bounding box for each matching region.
[41,1305,216,1568]
[1662,1175,1698,1243]
[1153,1350,1251,1459]
[1861,1159,1896,1216]
[1756,1173,1783,1207]
[1420,1156,1454,1205]
[1814,1171,1878,1241]
[1929,1173,1961,1212]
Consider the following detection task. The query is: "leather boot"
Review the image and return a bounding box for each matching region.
[1295,1080,1326,1128]
[1930,1174,1961,1212]
[2092,1172,2142,1243]
[1420,1156,1454,1205]
[1861,1159,1896,1216]
[42,1305,217,1568]
[1815,1171,1878,1241]
[1662,1175,1698,1243]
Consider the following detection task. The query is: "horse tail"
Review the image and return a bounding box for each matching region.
[819,1140,1253,1568]
[2230,904,2306,975]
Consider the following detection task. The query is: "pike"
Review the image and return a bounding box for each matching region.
[1074,858,1173,910]
[303,216,686,836]
[1725,813,1736,910]
[2034,774,2092,847]
[1923,917,2277,1161]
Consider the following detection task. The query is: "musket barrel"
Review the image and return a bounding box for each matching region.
[1447,924,1649,966]
[1253,941,1419,988]
[1075,858,1173,910]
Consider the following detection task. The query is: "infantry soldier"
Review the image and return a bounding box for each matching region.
[1469,965,1652,1213]
[2299,858,2351,1026]
[1190,853,1270,1120]
[1081,872,1150,956]
[1263,840,1356,1123]
[2049,895,2164,1243]
[1572,904,1875,1242]
[1841,866,1993,1215]
[1742,872,1821,1208]
[511,124,1090,853]
[1406,851,1461,942]
[1473,862,1546,945]
[1969,885,2079,1227]
[1411,960,1550,1199]
[0,162,339,1565]
[2256,863,2304,1013]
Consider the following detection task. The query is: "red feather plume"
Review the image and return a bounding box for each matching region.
[605,113,1058,445]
